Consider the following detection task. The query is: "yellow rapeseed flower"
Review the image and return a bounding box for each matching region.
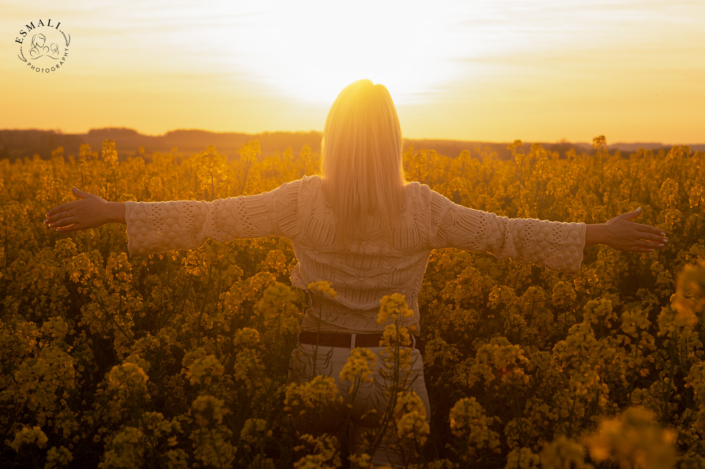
[307,280,337,298]
[377,293,413,325]
[339,347,377,384]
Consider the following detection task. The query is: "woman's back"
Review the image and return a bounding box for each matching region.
[290,174,438,332]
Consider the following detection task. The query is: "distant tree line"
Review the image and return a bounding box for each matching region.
[0,128,692,163]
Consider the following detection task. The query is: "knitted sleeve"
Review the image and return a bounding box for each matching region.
[427,189,586,274]
[124,179,301,257]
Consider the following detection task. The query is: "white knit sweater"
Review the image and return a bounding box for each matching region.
[125,174,586,331]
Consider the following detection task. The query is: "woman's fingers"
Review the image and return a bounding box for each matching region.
[631,227,668,246]
[51,217,78,228]
[55,223,81,232]
[635,241,661,249]
[46,207,74,223]
[621,240,666,252]
[639,232,667,243]
[46,200,79,217]
[636,223,666,237]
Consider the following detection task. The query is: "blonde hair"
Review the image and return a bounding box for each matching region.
[321,79,407,247]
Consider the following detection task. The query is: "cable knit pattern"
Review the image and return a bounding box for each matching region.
[125,174,586,331]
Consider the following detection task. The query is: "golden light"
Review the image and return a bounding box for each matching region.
[210,0,469,105]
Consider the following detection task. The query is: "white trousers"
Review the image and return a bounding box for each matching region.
[289,340,431,467]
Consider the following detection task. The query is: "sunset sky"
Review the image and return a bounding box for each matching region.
[1,0,704,144]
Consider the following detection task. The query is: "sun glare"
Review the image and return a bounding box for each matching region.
[217,0,466,105]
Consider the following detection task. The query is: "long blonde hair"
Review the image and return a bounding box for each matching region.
[320,79,407,246]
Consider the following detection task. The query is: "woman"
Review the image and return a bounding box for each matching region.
[44,79,668,466]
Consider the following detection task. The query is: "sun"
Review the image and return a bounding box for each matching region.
[216,0,467,106]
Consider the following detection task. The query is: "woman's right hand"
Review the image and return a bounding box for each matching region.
[603,208,668,253]
[44,187,116,232]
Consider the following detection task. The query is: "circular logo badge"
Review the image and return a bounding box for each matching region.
[16,19,70,73]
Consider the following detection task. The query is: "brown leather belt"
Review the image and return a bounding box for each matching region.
[299,330,424,354]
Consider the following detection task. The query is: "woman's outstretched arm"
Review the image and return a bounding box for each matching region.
[427,189,666,274]
[44,182,301,257]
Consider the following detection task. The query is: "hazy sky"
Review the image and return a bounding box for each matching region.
[2,0,704,143]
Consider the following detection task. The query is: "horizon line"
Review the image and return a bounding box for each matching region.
[1,127,703,147]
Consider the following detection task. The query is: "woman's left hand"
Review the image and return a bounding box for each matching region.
[44,187,112,232]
